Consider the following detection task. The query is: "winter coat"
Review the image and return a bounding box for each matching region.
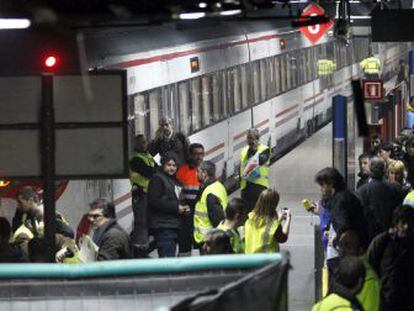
[148,171,182,230]
[356,179,403,242]
[94,219,131,261]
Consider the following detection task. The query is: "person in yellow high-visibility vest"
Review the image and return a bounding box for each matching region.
[244,189,291,254]
[129,134,156,257]
[317,59,336,89]
[360,55,381,79]
[312,257,366,311]
[240,128,270,214]
[193,161,228,249]
[337,231,380,311]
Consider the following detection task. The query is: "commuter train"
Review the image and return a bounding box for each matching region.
[0,18,409,232]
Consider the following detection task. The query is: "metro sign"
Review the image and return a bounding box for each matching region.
[363,80,384,101]
[299,3,334,43]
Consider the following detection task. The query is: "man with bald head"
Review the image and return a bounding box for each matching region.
[356,156,403,242]
[239,128,270,213]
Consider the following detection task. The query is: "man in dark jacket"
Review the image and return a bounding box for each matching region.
[356,153,370,189]
[356,157,403,242]
[367,206,414,311]
[88,198,131,261]
[148,117,189,167]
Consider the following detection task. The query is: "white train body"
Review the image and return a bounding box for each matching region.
[0,21,409,233]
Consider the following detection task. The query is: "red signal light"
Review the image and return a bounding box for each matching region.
[43,55,59,69]
[0,180,11,188]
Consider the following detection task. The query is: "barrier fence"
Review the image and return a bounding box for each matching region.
[0,253,289,311]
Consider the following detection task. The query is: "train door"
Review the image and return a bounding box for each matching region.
[228,64,252,178]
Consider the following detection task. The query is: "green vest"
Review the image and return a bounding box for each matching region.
[318,59,335,76]
[244,212,280,254]
[312,293,354,311]
[194,181,228,244]
[403,190,414,208]
[217,221,244,254]
[11,224,34,243]
[360,57,380,74]
[129,151,155,193]
[357,257,380,311]
[62,252,82,264]
[240,144,270,190]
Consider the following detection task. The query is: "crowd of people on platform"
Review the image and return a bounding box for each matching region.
[311,131,414,311]
[0,116,291,263]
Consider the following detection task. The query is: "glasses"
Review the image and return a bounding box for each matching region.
[87,213,103,219]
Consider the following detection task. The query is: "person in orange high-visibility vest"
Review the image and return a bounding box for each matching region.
[176,143,205,256]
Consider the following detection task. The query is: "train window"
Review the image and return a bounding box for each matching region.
[190,78,202,132]
[259,59,267,102]
[285,55,292,91]
[232,67,242,113]
[279,55,286,93]
[226,69,234,115]
[240,64,249,109]
[201,76,212,127]
[133,93,149,138]
[212,73,221,122]
[178,81,191,135]
[149,88,161,139]
[274,57,280,94]
[252,62,260,104]
[221,71,229,117]
[267,58,275,96]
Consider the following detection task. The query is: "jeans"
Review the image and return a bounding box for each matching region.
[155,229,178,258]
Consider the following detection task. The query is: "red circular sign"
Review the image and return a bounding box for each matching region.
[299,4,334,43]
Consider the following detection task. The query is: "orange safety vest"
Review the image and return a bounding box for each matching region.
[176,164,201,203]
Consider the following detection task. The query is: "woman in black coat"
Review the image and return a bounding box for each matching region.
[148,154,190,257]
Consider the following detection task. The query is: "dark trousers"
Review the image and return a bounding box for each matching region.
[154,228,179,258]
[131,191,148,245]
[241,183,267,216]
[178,211,194,254]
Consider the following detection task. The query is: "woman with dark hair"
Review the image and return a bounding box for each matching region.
[148,153,190,257]
[244,188,291,254]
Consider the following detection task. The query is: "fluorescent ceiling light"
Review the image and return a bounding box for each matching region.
[178,12,206,19]
[220,9,242,16]
[0,18,31,30]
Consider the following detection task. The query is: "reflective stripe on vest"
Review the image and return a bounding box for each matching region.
[240,144,270,190]
[312,293,353,311]
[360,57,380,74]
[129,151,155,193]
[11,224,34,243]
[244,212,280,254]
[193,181,228,244]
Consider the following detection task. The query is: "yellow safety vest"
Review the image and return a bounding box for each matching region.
[129,151,155,193]
[11,224,34,243]
[244,212,280,254]
[357,257,380,311]
[217,221,244,254]
[312,293,354,311]
[240,144,270,190]
[62,252,82,264]
[317,59,336,76]
[194,181,228,244]
[403,190,414,208]
[360,57,381,74]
